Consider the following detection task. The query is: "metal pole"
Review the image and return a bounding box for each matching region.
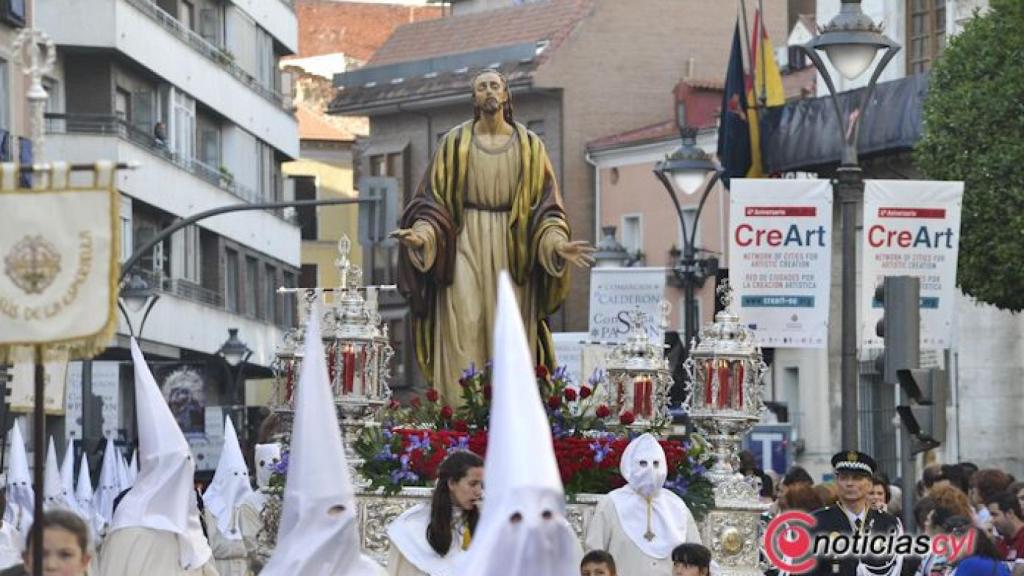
[838,166,862,449]
[31,346,44,576]
[684,244,696,350]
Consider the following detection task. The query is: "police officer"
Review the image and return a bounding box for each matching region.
[811,451,903,576]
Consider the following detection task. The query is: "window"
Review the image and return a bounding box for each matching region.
[257,141,278,202]
[294,176,317,240]
[179,0,195,31]
[225,249,240,313]
[264,265,277,324]
[0,59,9,132]
[199,8,222,46]
[255,27,276,92]
[245,257,258,316]
[171,225,201,283]
[2,0,26,27]
[115,88,131,123]
[119,196,133,262]
[172,89,196,163]
[281,271,296,327]
[620,214,642,257]
[907,0,946,74]
[300,264,318,290]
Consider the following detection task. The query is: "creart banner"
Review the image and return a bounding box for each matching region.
[729,179,833,348]
[861,180,963,349]
[0,162,119,362]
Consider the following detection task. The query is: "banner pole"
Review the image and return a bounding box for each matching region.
[31,345,44,576]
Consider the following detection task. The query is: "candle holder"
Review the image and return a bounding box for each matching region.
[604,304,673,429]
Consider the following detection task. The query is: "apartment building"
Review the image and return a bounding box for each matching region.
[36,0,300,472]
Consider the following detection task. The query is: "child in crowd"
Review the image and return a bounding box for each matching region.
[672,543,712,576]
[580,550,617,576]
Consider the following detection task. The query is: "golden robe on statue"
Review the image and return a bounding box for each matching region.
[398,120,571,405]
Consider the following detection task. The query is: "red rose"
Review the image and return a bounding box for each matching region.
[547,395,562,409]
[579,385,592,399]
[425,388,440,403]
[388,399,401,411]
[563,388,578,402]
[619,411,636,425]
[440,406,454,420]
[483,385,492,400]
[535,365,549,379]
[596,404,611,418]
[410,397,422,409]
[454,419,469,432]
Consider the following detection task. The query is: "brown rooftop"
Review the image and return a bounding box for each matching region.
[296,104,356,142]
[294,0,444,63]
[369,0,595,67]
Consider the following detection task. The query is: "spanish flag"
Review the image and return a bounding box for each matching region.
[746,9,784,178]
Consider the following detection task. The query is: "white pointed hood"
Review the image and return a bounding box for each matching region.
[128,450,138,487]
[3,421,34,532]
[457,272,581,576]
[76,456,96,526]
[114,449,130,493]
[60,443,76,510]
[202,417,254,540]
[609,433,696,559]
[262,310,383,575]
[93,436,120,532]
[110,339,212,570]
[43,437,70,510]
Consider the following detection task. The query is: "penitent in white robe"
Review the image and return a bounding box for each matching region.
[203,509,249,576]
[98,527,220,576]
[585,494,702,576]
[237,493,265,573]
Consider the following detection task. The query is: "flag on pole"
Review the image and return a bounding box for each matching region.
[746,9,785,177]
[717,19,752,186]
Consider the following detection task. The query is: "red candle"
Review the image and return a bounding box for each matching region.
[704,360,714,406]
[342,345,356,394]
[617,380,625,410]
[285,365,295,404]
[734,362,745,408]
[717,360,730,408]
[633,376,643,415]
[359,348,367,396]
[643,377,653,417]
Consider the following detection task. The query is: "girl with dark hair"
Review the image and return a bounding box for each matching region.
[386,451,484,576]
[941,516,1009,576]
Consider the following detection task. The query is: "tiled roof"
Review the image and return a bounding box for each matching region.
[296,105,357,142]
[585,119,679,152]
[293,0,444,63]
[368,0,594,66]
[329,58,537,114]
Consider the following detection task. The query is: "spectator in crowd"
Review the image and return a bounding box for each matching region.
[0,511,92,576]
[943,465,971,495]
[580,550,616,576]
[671,543,712,576]
[870,477,892,513]
[780,485,825,513]
[971,469,1014,533]
[781,467,814,496]
[987,491,1024,575]
[814,483,838,508]
[930,485,975,521]
[924,466,946,495]
[738,451,774,502]
[153,121,167,148]
[1008,483,1024,514]
[941,515,1009,576]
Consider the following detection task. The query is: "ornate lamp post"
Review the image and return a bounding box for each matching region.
[682,282,768,576]
[218,328,252,433]
[653,109,722,398]
[798,0,900,450]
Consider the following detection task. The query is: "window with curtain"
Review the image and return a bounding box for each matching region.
[907,0,946,74]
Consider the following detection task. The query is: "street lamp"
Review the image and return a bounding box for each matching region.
[798,0,900,449]
[654,116,722,372]
[219,328,252,431]
[118,273,160,338]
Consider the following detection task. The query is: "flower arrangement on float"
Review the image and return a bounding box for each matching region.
[349,362,716,520]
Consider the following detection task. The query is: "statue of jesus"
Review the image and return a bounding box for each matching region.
[391,69,594,406]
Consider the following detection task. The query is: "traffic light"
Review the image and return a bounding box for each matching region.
[896,367,948,454]
[874,276,920,384]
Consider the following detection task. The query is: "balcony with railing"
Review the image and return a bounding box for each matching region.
[124,0,288,110]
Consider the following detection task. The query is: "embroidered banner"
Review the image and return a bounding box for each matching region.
[0,162,119,362]
[729,178,833,348]
[861,180,963,349]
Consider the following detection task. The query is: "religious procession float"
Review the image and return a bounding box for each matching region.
[251,236,771,576]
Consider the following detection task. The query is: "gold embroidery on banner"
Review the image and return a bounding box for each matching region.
[4,235,62,294]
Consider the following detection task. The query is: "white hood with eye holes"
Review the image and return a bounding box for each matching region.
[261,309,384,576]
[456,273,583,576]
[202,416,254,540]
[609,433,699,559]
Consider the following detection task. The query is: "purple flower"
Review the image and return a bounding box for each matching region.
[552,365,568,383]
[587,368,605,387]
[405,432,431,453]
[665,476,690,497]
[461,362,479,381]
[590,441,611,464]
[692,464,707,476]
[271,452,290,475]
[390,454,420,484]
[447,436,470,453]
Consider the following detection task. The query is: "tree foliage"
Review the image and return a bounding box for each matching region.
[914,0,1024,311]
